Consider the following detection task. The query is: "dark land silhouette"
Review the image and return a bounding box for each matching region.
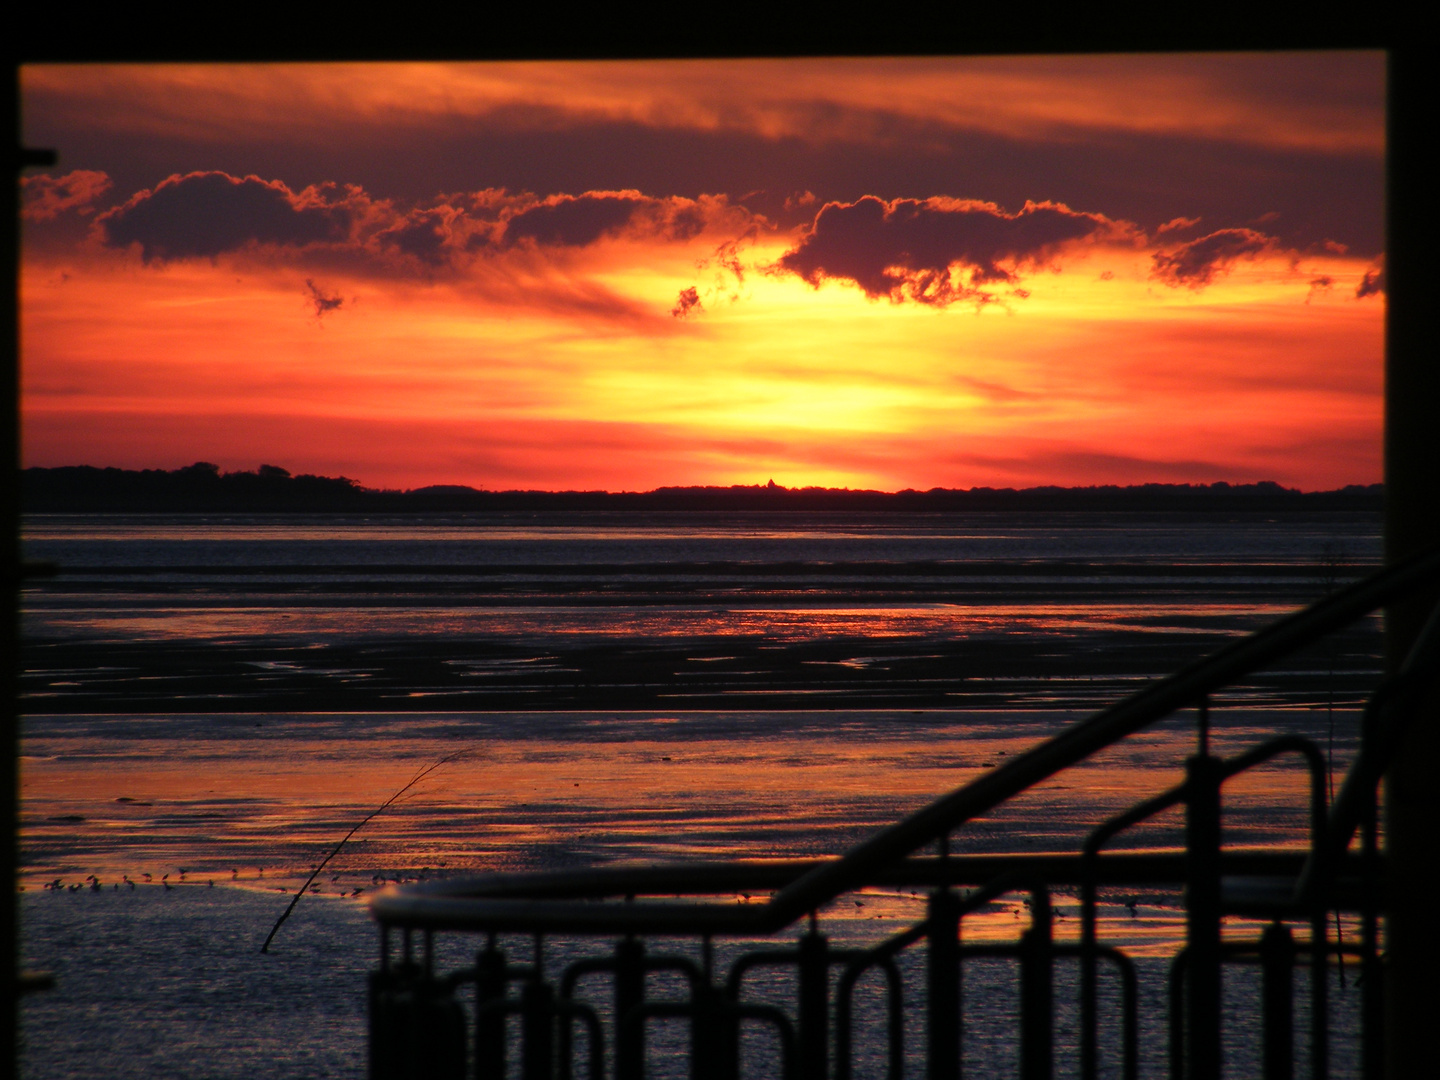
[22,462,1384,514]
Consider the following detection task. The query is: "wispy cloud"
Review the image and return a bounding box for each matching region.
[21,169,113,221]
[304,279,343,317]
[670,286,702,318]
[1355,259,1385,298]
[1151,227,1273,288]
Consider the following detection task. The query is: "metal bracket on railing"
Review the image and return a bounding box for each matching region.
[623,997,796,1080]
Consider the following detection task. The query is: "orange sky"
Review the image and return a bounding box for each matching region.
[20,56,1385,492]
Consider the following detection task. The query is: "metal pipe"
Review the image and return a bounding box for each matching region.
[1362,768,1383,1080]
[1168,948,1188,1080]
[1309,908,1328,1080]
[615,938,646,1080]
[520,978,554,1080]
[1261,921,1295,1080]
[1185,753,1222,1080]
[769,552,1439,928]
[926,888,961,1080]
[798,930,829,1080]
[474,944,508,1080]
[836,932,922,1080]
[370,555,1440,938]
[553,999,606,1080]
[1018,886,1053,1080]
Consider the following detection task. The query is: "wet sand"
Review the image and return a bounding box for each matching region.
[17,512,1381,1076]
[19,702,1371,1079]
[21,708,1357,946]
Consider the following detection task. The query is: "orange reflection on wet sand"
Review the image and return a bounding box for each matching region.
[24,600,1295,646]
[21,709,1343,951]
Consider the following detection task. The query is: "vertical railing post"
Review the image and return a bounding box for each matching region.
[615,936,646,1080]
[1309,906,1329,1080]
[521,977,555,1080]
[368,969,403,1079]
[1185,749,1223,1080]
[694,937,737,1080]
[369,927,400,1080]
[522,935,553,1080]
[476,941,509,1080]
[1080,861,1098,1080]
[1019,888,1053,1080]
[1261,921,1295,1080]
[1361,767,1384,1080]
[927,887,962,1080]
[798,924,830,1080]
[1168,949,1188,1080]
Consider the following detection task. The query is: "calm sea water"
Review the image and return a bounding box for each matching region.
[19,511,1382,1078]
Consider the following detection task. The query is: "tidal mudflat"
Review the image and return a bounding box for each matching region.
[18,511,1381,1077]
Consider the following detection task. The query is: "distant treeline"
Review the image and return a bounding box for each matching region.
[21,463,1385,514]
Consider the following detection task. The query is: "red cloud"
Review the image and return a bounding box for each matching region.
[670,286,702,318]
[1151,228,1272,288]
[1356,258,1385,298]
[21,170,114,221]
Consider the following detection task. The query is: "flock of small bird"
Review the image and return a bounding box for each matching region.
[42,870,212,892]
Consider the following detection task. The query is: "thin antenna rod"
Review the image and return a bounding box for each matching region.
[261,751,468,953]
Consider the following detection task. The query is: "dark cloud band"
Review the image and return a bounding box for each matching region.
[775,195,1128,305]
[53,168,1380,317]
[99,172,350,262]
[503,194,645,248]
[92,172,739,272]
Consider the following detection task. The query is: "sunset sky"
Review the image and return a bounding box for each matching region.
[20,55,1385,492]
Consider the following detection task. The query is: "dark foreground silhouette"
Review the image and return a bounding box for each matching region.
[22,462,1383,514]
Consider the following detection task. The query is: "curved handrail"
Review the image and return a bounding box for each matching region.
[373,547,1440,934]
[1298,591,1440,901]
[767,546,1436,923]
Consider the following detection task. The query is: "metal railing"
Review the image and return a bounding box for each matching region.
[369,548,1440,1080]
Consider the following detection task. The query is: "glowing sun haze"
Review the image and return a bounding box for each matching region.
[20,55,1384,492]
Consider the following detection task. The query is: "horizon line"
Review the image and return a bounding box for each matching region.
[23,463,1385,499]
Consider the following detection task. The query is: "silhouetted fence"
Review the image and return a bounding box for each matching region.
[369,550,1440,1080]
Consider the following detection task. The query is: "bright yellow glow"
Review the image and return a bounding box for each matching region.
[21,59,1384,491]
